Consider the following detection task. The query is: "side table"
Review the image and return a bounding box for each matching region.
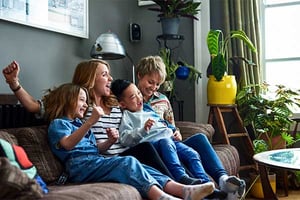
[253,148,300,200]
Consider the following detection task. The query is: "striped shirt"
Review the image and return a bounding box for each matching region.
[85,106,128,156]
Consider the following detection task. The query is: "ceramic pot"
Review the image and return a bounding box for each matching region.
[250,172,276,199]
[176,66,190,80]
[207,75,237,105]
[160,17,180,35]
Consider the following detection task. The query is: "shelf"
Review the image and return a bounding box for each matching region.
[156,34,184,41]
[156,34,184,50]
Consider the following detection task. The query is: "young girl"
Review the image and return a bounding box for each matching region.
[44,83,214,200]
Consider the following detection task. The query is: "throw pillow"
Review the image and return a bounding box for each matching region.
[0,138,49,196]
[0,157,43,200]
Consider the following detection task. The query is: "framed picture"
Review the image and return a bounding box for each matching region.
[138,0,155,6]
[0,0,88,39]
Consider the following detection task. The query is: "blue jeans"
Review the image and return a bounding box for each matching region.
[152,138,187,181]
[66,154,170,198]
[174,140,211,183]
[183,133,227,183]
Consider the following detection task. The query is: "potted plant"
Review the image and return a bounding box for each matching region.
[159,48,201,98]
[206,29,257,105]
[236,83,300,198]
[236,83,300,150]
[145,0,201,35]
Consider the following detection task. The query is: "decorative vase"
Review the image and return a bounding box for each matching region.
[207,75,237,105]
[160,17,180,35]
[175,66,190,80]
[250,172,276,199]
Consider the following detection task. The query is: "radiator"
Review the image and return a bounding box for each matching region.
[0,104,45,129]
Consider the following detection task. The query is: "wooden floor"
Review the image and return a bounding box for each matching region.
[246,189,300,199]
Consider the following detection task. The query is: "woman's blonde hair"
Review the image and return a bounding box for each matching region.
[43,83,87,122]
[136,56,167,84]
[72,59,118,107]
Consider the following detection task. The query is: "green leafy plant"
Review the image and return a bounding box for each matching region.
[159,48,201,98]
[206,29,257,81]
[236,83,300,151]
[146,0,201,20]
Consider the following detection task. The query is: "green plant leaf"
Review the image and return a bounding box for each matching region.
[206,30,221,56]
[212,53,226,81]
[230,30,257,53]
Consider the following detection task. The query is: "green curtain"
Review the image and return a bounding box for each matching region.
[221,0,262,89]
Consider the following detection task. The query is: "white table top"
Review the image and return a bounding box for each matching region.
[253,148,300,170]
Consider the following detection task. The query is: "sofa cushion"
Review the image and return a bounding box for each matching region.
[0,126,63,184]
[0,157,43,200]
[214,144,240,176]
[0,130,18,145]
[42,183,142,200]
[176,121,215,142]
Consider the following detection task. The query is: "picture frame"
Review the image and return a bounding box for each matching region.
[0,0,89,39]
[138,0,155,6]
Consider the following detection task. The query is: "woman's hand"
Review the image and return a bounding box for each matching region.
[2,61,20,89]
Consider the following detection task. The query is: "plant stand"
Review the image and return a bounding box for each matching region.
[207,104,256,173]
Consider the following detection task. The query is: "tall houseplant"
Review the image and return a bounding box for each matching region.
[146,0,201,35]
[206,29,257,105]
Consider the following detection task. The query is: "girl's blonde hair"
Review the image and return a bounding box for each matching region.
[72,59,118,107]
[136,56,167,84]
[43,83,87,122]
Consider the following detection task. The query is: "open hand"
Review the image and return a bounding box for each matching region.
[144,118,155,132]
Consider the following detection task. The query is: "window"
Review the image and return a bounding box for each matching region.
[262,0,300,89]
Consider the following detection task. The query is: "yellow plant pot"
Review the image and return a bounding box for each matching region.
[250,173,276,199]
[207,75,237,105]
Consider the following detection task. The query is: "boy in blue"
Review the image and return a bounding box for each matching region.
[45,83,214,200]
[111,79,216,187]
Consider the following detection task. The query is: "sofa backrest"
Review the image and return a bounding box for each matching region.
[0,126,63,184]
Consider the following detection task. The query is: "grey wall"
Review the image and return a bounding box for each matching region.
[0,0,202,121]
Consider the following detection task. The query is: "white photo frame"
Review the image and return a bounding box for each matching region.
[0,0,89,38]
[138,0,155,6]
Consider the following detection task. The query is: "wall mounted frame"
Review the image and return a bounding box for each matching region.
[0,0,88,38]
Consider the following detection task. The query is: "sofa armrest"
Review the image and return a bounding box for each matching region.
[175,121,215,142]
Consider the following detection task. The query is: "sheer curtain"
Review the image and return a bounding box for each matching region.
[221,0,262,89]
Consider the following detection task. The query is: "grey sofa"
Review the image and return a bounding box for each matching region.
[0,122,239,200]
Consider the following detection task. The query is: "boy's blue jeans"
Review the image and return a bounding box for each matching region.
[183,133,227,183]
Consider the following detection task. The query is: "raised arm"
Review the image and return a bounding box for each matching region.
[2,61,41,113]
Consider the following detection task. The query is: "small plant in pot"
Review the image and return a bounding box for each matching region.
[145,0,201,35]
[159,48,201,98]
[206,29,257,105]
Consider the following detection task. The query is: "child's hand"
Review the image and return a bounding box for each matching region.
[106,128,119,144]
[87,106,104,125]
[144,119,155,132]
[173,128,182,141]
